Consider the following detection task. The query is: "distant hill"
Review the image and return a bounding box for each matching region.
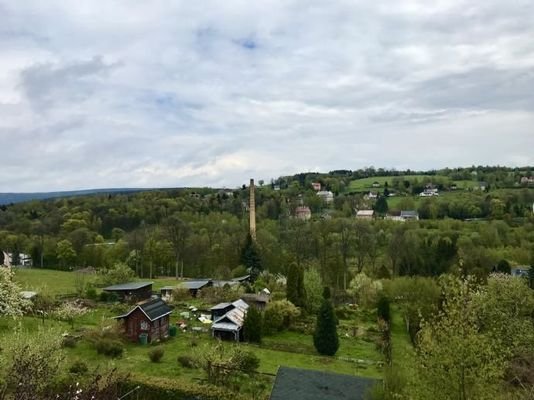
[0,188,149,205]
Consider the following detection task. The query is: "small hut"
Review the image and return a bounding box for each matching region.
[114,298,172,342]
[211,299,249,341]
[102,281,153,302]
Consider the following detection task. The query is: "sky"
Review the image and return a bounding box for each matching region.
[1,0,533,192]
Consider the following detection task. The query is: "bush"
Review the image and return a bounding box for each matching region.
[377,296,391,323]
[85,287,98,300]
[99,291,109,302]
[263,300,300,335]
[177,355,196,369]
[69,360,88,375]
[148,347,164,363]
[95,339,124,358]
[234,350,260,373]
[61,336,77,348]
[243,307,263,343]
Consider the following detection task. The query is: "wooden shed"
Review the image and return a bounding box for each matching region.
[114,298,172,342]
[102,281,153,302]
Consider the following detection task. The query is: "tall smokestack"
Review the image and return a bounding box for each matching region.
[249,178,256,240]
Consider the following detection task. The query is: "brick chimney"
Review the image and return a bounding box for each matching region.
[249,178,256,240]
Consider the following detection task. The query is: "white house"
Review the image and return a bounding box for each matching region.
[317,190,334,204]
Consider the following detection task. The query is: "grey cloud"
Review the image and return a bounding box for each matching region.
[19,56,115,109]
[0,0,533,191]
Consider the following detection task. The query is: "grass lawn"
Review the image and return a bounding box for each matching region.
[8,268,385,382]
[13,268,186,296]
[14,268,79,295]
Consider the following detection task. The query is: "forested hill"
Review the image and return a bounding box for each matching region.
[0,188,157,205]
[0,165,533,282]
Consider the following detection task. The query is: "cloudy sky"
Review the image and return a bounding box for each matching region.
[1,0,533,191]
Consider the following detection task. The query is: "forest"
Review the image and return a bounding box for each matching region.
[0,166,532,287]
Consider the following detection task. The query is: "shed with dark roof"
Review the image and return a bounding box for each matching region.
[270,367,377,400]
[102,281,153,301]
[114,298,173,342]
[180,280,212,297]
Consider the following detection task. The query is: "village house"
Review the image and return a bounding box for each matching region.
[365,191,378,200]
[311,182,322,191]
[102,281,153,302]
[270,366,377,400]
[1,251,32,267]
[356,210,374,220]
[114,298,173,342]
[520,176,534,185]
[295,206,312,220]
[372,181,381,188]
[316,190,334,204]
[419,188,439,197]
[400,210,419,221]
[475,181,488,191]
[210,299,249,341]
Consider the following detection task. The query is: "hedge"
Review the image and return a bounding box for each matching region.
[122,374,250,400]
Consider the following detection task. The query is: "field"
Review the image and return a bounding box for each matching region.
[14,268,185,295]
[4,268,392,395]
[346,174,478,192]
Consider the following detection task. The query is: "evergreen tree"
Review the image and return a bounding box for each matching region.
[374,195,389,214]
[243,306,263,343]
[286,262,305,307]
[313,289,339,356]
[240,234,262,280]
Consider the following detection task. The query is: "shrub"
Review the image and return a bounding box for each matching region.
[377,296,391,323]
[61,336,77,348]
[243,306,263,343]
[234,350,260,373]
[148,347,164,363]
[263,300,300,335]
[69,360,88,375]
[99,291,109,302]
[177,354,195,369]
[95,339,124,358]
[85,287,98,300]
[313,298,339,356]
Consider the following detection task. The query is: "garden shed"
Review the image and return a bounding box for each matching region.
[211,299,249,341]
[180,280,212,297]
[102,281,153,301]
[114,298,172,342]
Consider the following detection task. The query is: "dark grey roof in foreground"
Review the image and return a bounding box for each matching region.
[103,281,153,291]
[270,367,377,400]
[115,298,172,321]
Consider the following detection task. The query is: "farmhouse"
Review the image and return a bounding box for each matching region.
[114,298,172,342]
[211,299,249,341]
[295,206,312,220]
[270,366,377,400]
[102,281,153,301]
[311,182,322,191]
